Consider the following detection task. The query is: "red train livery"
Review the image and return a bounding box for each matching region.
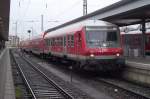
[121,27,150,56]
[21,20,125,71]
[20,35,45,55]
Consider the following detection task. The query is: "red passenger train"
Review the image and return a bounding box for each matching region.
[21,19,125,71]
[20,35,45,54]
[121,25,150,56]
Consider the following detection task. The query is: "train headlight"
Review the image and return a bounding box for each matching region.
[116,53,120,57]
[90,54,94,57]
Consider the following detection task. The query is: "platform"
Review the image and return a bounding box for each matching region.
[126,57,150,70]
[0,48,15,99]
[123,57,150,86]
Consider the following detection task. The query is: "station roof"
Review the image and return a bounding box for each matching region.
[89,0,150,26]
[0,0,10,40]
[45,0,150,34]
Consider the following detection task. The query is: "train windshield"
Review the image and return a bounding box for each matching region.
[86,27,120,48]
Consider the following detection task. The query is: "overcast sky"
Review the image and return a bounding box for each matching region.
[9,0,121,40]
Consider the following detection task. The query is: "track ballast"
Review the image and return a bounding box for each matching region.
[12,51,73,99]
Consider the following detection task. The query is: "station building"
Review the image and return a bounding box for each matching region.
[6,35,20,47]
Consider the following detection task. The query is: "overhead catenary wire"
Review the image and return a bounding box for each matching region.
[83,0,87,15]
[54,0,82,19]
[11,0,31,38]
[11,0,89,39]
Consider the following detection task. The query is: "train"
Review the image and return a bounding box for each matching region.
[121,25,150,56]
[20,19,125,71]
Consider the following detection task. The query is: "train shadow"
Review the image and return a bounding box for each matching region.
[73,69,124,79]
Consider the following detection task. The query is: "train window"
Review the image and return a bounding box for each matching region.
[67,35,71,47]
[106,32,117,41]
[59,37,62,46]
[64,36,66,46]
[58,38,60,46]
[67,35,74,47]
[59,38,60,46]
[49,39,51,46]
[61,37,63,46]
[46,39,49,46]
[58,38,61,46]
[71,35,74,40]
[54,38,56,46]
[45,39,49,46]
[146,36,150,44]
[52,38,54,46]
[71,35,74,47]
[56,38,59,46]
[50,39,52,46]
[86,30,119,48]
[53,38,55,46]
[56,38,58,46]
[47,39,49,46]
[59,38,61,46]
[78,33,82,46]
[53,38,56,46]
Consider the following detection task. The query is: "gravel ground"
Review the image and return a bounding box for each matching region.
[10,51,31,99]
[97,78,150,98]
[23,52,150,99]
[26,54,112,99]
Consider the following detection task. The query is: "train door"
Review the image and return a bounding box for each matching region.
[75,31,82,55]
[63,36,67,55]
[146,34,150,55]
[67,34,74,54]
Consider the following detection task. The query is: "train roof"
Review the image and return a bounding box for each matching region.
[20,34,43,43]
[31,34,43,40]
[45,19,117,38]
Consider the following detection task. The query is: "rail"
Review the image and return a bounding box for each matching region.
[11,51,73,99]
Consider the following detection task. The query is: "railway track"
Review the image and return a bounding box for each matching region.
[12,51,73,99]
[96,78,150,99]
[23,51,150,99]
[10,51,31,99]
[12,49,150,99]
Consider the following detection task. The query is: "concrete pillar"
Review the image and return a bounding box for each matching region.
[141,19,146,57]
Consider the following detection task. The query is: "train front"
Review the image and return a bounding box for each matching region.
[83,23,125,71]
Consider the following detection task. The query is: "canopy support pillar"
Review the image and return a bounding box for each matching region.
[141,19,146,57]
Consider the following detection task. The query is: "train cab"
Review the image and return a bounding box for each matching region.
[78,22,124,70]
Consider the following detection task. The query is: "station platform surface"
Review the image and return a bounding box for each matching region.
[126,56,150,63]
[126,57,150,70]
[0,48,15,99]
[124,56,150,86]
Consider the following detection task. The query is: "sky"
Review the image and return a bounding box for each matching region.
[9,0,121,40]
